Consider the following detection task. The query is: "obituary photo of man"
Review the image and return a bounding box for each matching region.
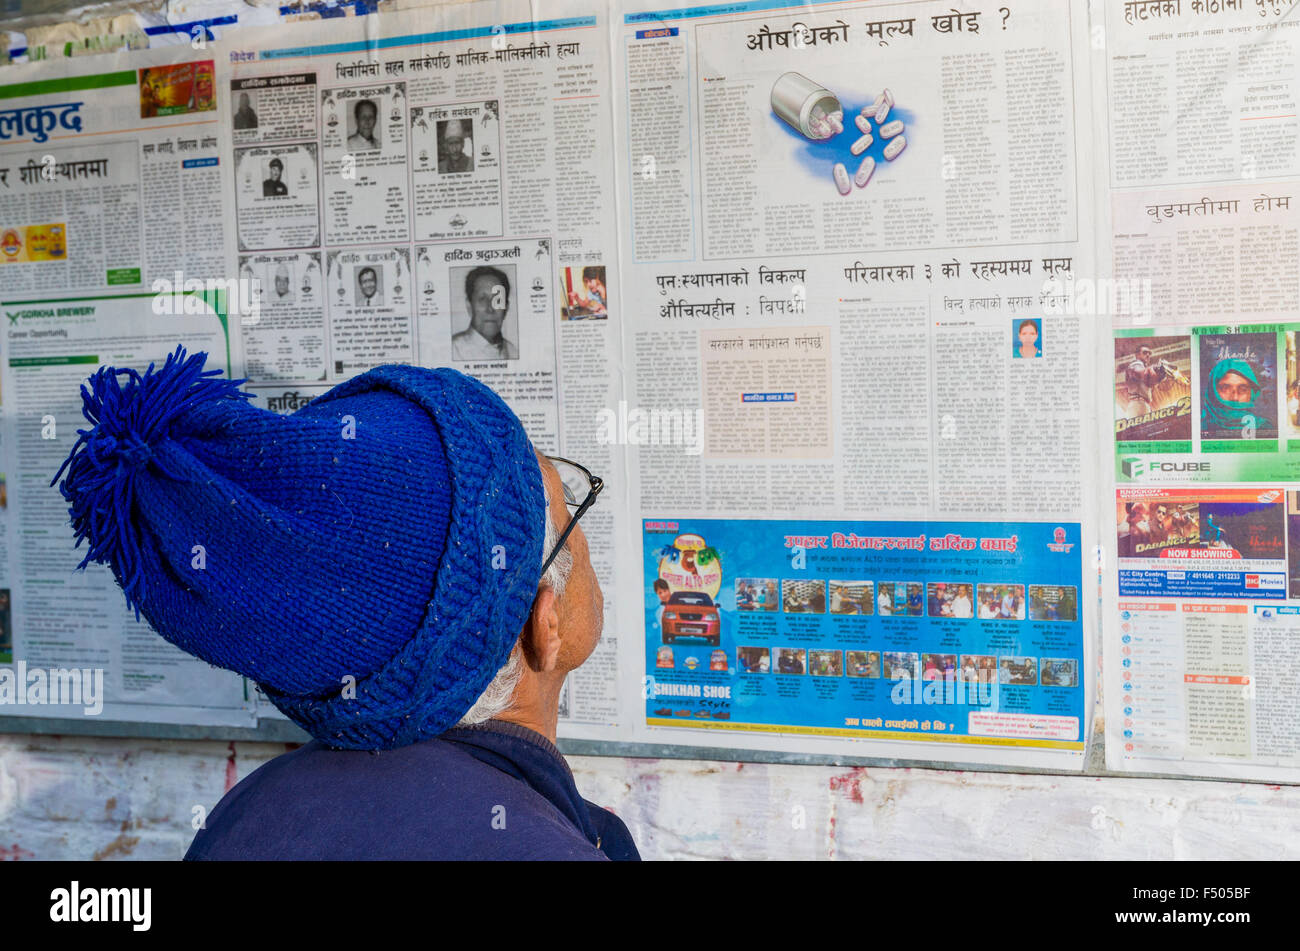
[272,263,294,304]
[347,99,381,151]
[234,91,258,130]
[355,266,384,307]
[263,157,288,197]
[438,118,474,173]
[451,264,519,361]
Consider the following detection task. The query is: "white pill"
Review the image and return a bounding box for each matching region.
[883,135,906,161]
[874,99,891,124]
[833,162,851,194]
[880,87,894,109]
[850,133,873,155]
[827,114,843,135]
[880,119,904,138]
[862,100,881,117]
[854,156,875,187]
[855,114,872,134]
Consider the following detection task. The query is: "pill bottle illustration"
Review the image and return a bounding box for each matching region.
[770,71,843,141]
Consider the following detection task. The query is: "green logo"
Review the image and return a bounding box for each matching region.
[1121,457,1146,479]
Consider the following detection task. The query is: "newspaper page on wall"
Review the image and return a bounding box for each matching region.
[215,0,628,734]
[0,47,255,725]
[609,0,1101,769]
[1101,0,1300,781]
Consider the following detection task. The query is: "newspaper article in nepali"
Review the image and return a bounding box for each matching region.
[609,0,1099,770]
[216,0,627,730]
[0,47,252,725]
[1102,0,1300,781]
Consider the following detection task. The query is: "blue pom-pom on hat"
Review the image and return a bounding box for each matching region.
[52,346,547,750]
[52,346,253,614]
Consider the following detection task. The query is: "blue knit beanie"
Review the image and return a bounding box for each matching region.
[51,346,546,750]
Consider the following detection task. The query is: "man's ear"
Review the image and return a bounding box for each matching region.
[521,587,561,672]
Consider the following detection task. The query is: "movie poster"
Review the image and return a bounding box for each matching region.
[1114,335,1192,446]
[1284,331,1300,446]
[1117,487,1287,599]
[1198,331,1279,444]
[1289,491,1300,601]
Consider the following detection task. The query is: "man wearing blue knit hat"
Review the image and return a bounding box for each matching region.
[53,346,639,861]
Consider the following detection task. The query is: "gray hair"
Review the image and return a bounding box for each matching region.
[456,481,573,726]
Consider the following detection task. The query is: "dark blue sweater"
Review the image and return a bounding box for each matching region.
[185,719,641,860]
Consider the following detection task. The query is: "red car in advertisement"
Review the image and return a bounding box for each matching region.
[661,591,720,646]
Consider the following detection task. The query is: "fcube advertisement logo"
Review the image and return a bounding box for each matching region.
[1121,457,1211,479]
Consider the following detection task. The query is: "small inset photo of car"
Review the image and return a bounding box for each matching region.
[661,590,720,646]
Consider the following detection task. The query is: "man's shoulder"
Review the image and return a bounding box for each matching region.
[450,330,474,357]
[185,737,607,861]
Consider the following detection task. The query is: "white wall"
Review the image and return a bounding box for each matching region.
[3,732,1297,860]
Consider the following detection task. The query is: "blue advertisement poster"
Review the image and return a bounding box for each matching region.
[643,518,1085,751]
